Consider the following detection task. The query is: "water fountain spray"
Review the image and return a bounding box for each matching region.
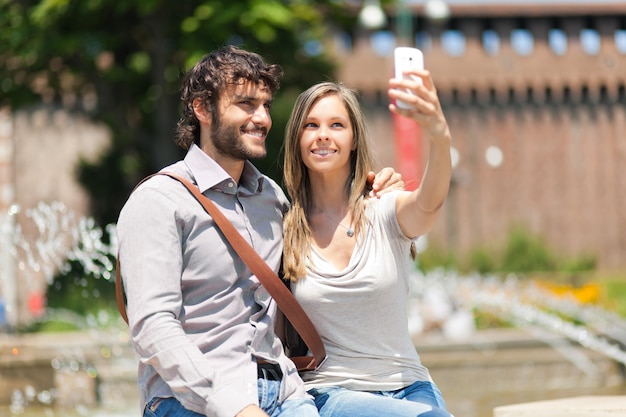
[0,202,117,328]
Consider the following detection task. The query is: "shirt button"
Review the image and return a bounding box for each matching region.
[228,182,234,188]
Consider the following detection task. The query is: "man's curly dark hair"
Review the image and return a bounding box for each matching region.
[175,45,284,150]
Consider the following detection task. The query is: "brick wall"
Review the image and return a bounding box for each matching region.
[336,7,626,270]
[365,103,625,269]
[365,100,626,270]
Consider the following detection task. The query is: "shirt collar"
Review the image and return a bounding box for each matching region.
[184,144,265,195]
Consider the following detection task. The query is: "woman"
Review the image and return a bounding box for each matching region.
[282,70,453,417]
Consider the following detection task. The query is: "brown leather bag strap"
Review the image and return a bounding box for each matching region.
[115,173,161,325]
[115,259,127,324]
[116,172,327,370]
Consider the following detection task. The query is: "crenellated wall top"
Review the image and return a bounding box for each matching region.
[335,8,626,104]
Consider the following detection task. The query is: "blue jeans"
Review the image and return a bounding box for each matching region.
[143,379,318,417]
[308,381,453,417]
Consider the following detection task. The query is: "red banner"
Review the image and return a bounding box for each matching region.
[392,111,423,191]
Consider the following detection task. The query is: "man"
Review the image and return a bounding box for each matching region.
[117,45,400,417]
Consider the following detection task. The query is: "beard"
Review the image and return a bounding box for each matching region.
[210,114,267,161]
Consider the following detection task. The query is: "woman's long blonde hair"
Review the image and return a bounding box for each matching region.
[282,82,375,282]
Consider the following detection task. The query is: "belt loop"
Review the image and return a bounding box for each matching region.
[148,397,164,412]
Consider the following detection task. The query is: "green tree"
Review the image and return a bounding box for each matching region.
[0,0,358,224]
[2,0,374,319]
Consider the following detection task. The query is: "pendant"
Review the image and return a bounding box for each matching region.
[346,229,354,237]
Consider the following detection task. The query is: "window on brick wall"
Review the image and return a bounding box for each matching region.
[482,29,500,55]
[511,29,534,56]
[370,30,396,56]
[415,31,433,52]
[581,28,601,55]
[549,28,567,56]
[441,29,466,56]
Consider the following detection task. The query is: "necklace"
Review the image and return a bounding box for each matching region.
[322,212,354,237]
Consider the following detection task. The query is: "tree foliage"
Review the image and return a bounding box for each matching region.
[0,0,361,224]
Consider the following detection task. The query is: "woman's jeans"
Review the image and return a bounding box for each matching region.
[308,380,453,417]
[143,378,318,417]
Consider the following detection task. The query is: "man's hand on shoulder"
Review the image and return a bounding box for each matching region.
[367,167,405,198]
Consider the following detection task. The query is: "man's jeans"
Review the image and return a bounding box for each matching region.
[143,379,318,417]
[308,380,453,417]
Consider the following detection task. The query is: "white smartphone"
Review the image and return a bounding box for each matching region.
[394,47,424,109]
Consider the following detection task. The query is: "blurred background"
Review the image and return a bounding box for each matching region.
[0,0,625,416]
